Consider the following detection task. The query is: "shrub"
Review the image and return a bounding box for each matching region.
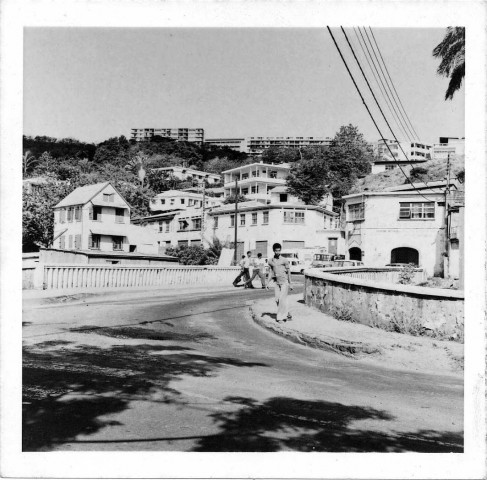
[330,305,356,323]
[398,263,416,285]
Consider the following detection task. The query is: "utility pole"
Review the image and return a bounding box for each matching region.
[234,177,238,265]
[443,152,451,278]
[200,180,206,245]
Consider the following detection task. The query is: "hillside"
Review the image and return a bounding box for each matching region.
[350,155,465,194]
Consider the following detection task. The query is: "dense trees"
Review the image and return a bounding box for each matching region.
[433,27,465,101]
[22,125,372,251]
[286,125,372,206]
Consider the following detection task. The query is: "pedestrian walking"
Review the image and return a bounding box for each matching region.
[266,243,293,322]
[242,251,252,288]
[232,255,247,287]
[245,253,266,289]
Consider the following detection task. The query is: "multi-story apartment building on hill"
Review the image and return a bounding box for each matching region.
[131,127,204,144]
[204,136,332,156]
[204,137,248,153]
[222,162,291,202]
[149,190,223,213]
[432,137,465,160]
[151,166,221,185]
[372,138,432,174]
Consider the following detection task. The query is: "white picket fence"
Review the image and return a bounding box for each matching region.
[30,264,240,290]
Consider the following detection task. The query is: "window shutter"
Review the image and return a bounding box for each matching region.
[89,207,93,220]
[75,206,81,221]
[60,209,66,223]
[75,234,81,249]
[69,235,73,248]
[88,233,92,248]
[60,236,65,249]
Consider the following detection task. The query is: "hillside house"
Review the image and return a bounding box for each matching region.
[53,182,158,255]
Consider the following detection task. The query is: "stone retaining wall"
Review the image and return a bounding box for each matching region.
[304,268,464,338]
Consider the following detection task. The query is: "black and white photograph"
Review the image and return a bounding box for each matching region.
[1,0,486,478]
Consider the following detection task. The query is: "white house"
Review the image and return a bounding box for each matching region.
[53,182,158,255]
[342,180,460,276]
[149,189,223,213]
[136,185,342,258]
[151,166,221,185]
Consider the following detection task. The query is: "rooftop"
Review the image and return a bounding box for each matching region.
[54,182,112,208]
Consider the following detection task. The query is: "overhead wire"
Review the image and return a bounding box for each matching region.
[368,27,421,141]
[327,26,436,202]
[356,27,412,143]
[352,27,407,142]
[361,28,416,142]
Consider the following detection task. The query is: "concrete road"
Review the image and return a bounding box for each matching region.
[22,277,463,452]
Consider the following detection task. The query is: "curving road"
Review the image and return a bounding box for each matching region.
[22,279,463,452]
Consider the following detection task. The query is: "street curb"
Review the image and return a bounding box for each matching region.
[249,305,382,358]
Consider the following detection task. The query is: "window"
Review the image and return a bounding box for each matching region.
[59,209,66,223]
[385,164,396,171]
[112,236,123,251]
[181,199,185,204]
[242,188,249,195]
[115,208,125,223]
[251,186,257,194]
[280,193,288,202]
[230,215,235,227]
[158,220,163,233]
[91,206,102,221]
[74,206,81,221]
[89,234,100,249]
[348,203,365,221]
[74,234,81,249]
[178,219,189,231]
[263,211,269,224]
[68,235,73,249]
[178,240,189,247]
[399,202,435,219]
[161,199,166,205]
[67,208,73,222]
[269,171,277,178]
[240,214,246,226]
[242,173,249,180]
[252,212,257,225]
[170,199,175,205]
[214,216,218,228]
[103,193,114,202]
[193,218,202,230]
[284,210,305,224]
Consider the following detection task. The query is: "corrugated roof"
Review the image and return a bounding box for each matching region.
[54,182,110,208]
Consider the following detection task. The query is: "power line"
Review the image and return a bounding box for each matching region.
[340,27,436,198]
[352,27,407,142]
[356,27,412,143]
[326,26,435,202]
[362,27,416,142]
[369,27,421,140]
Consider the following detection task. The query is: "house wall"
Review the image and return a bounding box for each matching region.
[210,207,345,258]
[344,193,445,276]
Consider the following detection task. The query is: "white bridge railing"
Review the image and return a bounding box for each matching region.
[27,264,240,290]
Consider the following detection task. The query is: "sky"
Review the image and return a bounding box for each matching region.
[23,27,464,145]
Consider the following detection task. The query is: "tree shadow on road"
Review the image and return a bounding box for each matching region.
[194,396,463,453]
[23,340,268,451]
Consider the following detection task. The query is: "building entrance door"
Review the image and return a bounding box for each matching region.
[390,247,419,265]
[328,238,338,255]
[349,247,362,261]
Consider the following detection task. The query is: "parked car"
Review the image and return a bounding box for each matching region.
[386,263,417,267]
[310,253,335,268]
[332,260,364,268]
[289,259,306,274]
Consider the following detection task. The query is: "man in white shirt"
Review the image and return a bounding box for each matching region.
[245,253,266,289]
